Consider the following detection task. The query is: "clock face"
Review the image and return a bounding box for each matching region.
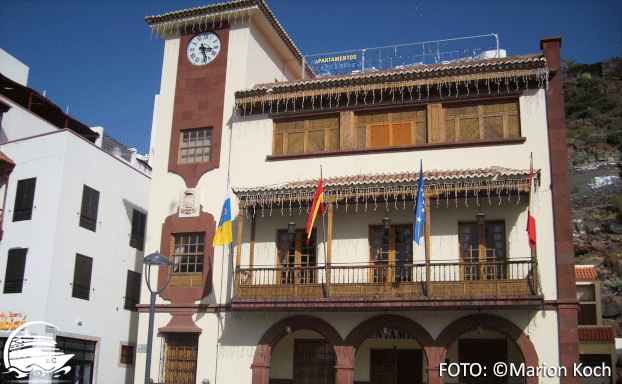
[187,32,221,66]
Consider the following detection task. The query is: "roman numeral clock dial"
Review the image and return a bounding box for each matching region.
[187,31,221,66]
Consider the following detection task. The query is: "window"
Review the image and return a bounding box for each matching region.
[577,284,598,325]
[274,116,339,155]
[124,270,141,311]
[164,334,198,384]
[459,221,506,280]
[171,233,205,287]
[130,209,146,250]
[370,224,413,282]
[277,229,317,284]
[119,343,135,366]
[56,336,96,384]
[179,127,212,164]
[79,185,99,232]
[13,178,36,221]
[72,254,93,300]
[3,248,27,293]
[357,109,426,148]
[293,340,336,384]
[444,101,520,142]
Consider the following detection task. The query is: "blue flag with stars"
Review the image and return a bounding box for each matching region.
[414,162,425,244]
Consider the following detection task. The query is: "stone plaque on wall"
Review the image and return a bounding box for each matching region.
[179,188,201,217]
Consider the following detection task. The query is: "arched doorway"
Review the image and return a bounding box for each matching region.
[344,315,435,384]
[435,314,539,384]
[251,315,346,384]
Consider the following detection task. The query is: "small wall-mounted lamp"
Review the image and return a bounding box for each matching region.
[285,324,292,334]
[382,215,391,230]
[383,326,389,335]
[476,211,485,226]
[288,212,296,234]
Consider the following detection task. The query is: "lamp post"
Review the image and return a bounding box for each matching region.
[143,251,173,384]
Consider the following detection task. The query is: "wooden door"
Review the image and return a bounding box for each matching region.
[458,339,507,384]
[370,349,422,384]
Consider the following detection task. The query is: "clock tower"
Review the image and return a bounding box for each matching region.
[141,0,305,338]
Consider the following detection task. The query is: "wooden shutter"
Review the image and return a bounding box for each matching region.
[391,122,413,146]
[130,210,146,251]
[369,124,390,147]
[72,254,93,300]
[80,185,100,231]
[124,270,141,310]
[3,248,27,293]
[13,178,36,222]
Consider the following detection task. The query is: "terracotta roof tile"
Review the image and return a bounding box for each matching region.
[234,166,530,193]
[236,53,546,98]
[576,265,599,280]
[578,327,615,341]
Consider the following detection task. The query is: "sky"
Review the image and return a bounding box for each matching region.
[1,0,620,155]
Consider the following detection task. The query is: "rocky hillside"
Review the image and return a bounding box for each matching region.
[564,58,622,335]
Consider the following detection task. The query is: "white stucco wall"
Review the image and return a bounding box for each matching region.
[0,129,150,384]
[0,48,29,86]
[0,95,58,143]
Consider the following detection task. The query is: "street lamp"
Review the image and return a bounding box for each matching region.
[144,251,173,384]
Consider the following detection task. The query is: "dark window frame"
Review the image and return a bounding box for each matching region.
[369,224,413,283]
[119,343,135,366]
[3,248,27,293]
[79,185,99,232]
[130,209,146,251]
[124,270,141,311]
[458,220,507,281]
[13,178,36,222]
[277,228,317,284]
[72,254,93,300]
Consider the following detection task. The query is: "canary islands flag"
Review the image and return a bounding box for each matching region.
[213,182,233,247]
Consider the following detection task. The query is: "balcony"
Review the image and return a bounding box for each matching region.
[234,259,538,302]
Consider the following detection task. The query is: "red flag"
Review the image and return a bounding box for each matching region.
[306,179,324,244]
[527,153,536,249]
[527,209,537,249]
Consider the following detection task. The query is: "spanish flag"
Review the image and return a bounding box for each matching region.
[306,178,325,244]
[213,181,233,247]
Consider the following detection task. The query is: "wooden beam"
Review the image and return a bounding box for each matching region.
[236,206,244,269]
[249,213,256,268]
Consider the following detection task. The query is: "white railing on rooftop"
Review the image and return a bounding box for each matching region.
[302,33,502,79]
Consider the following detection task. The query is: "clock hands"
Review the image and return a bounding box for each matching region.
[199,43,214,62]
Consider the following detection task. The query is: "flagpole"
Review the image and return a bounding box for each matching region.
[320,166,330,298]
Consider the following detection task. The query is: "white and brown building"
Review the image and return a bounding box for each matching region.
[136,1,582,384]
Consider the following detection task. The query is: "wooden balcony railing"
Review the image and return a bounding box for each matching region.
[234,260,537,300]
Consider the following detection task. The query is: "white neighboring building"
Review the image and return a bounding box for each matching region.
[0,51,151,384]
